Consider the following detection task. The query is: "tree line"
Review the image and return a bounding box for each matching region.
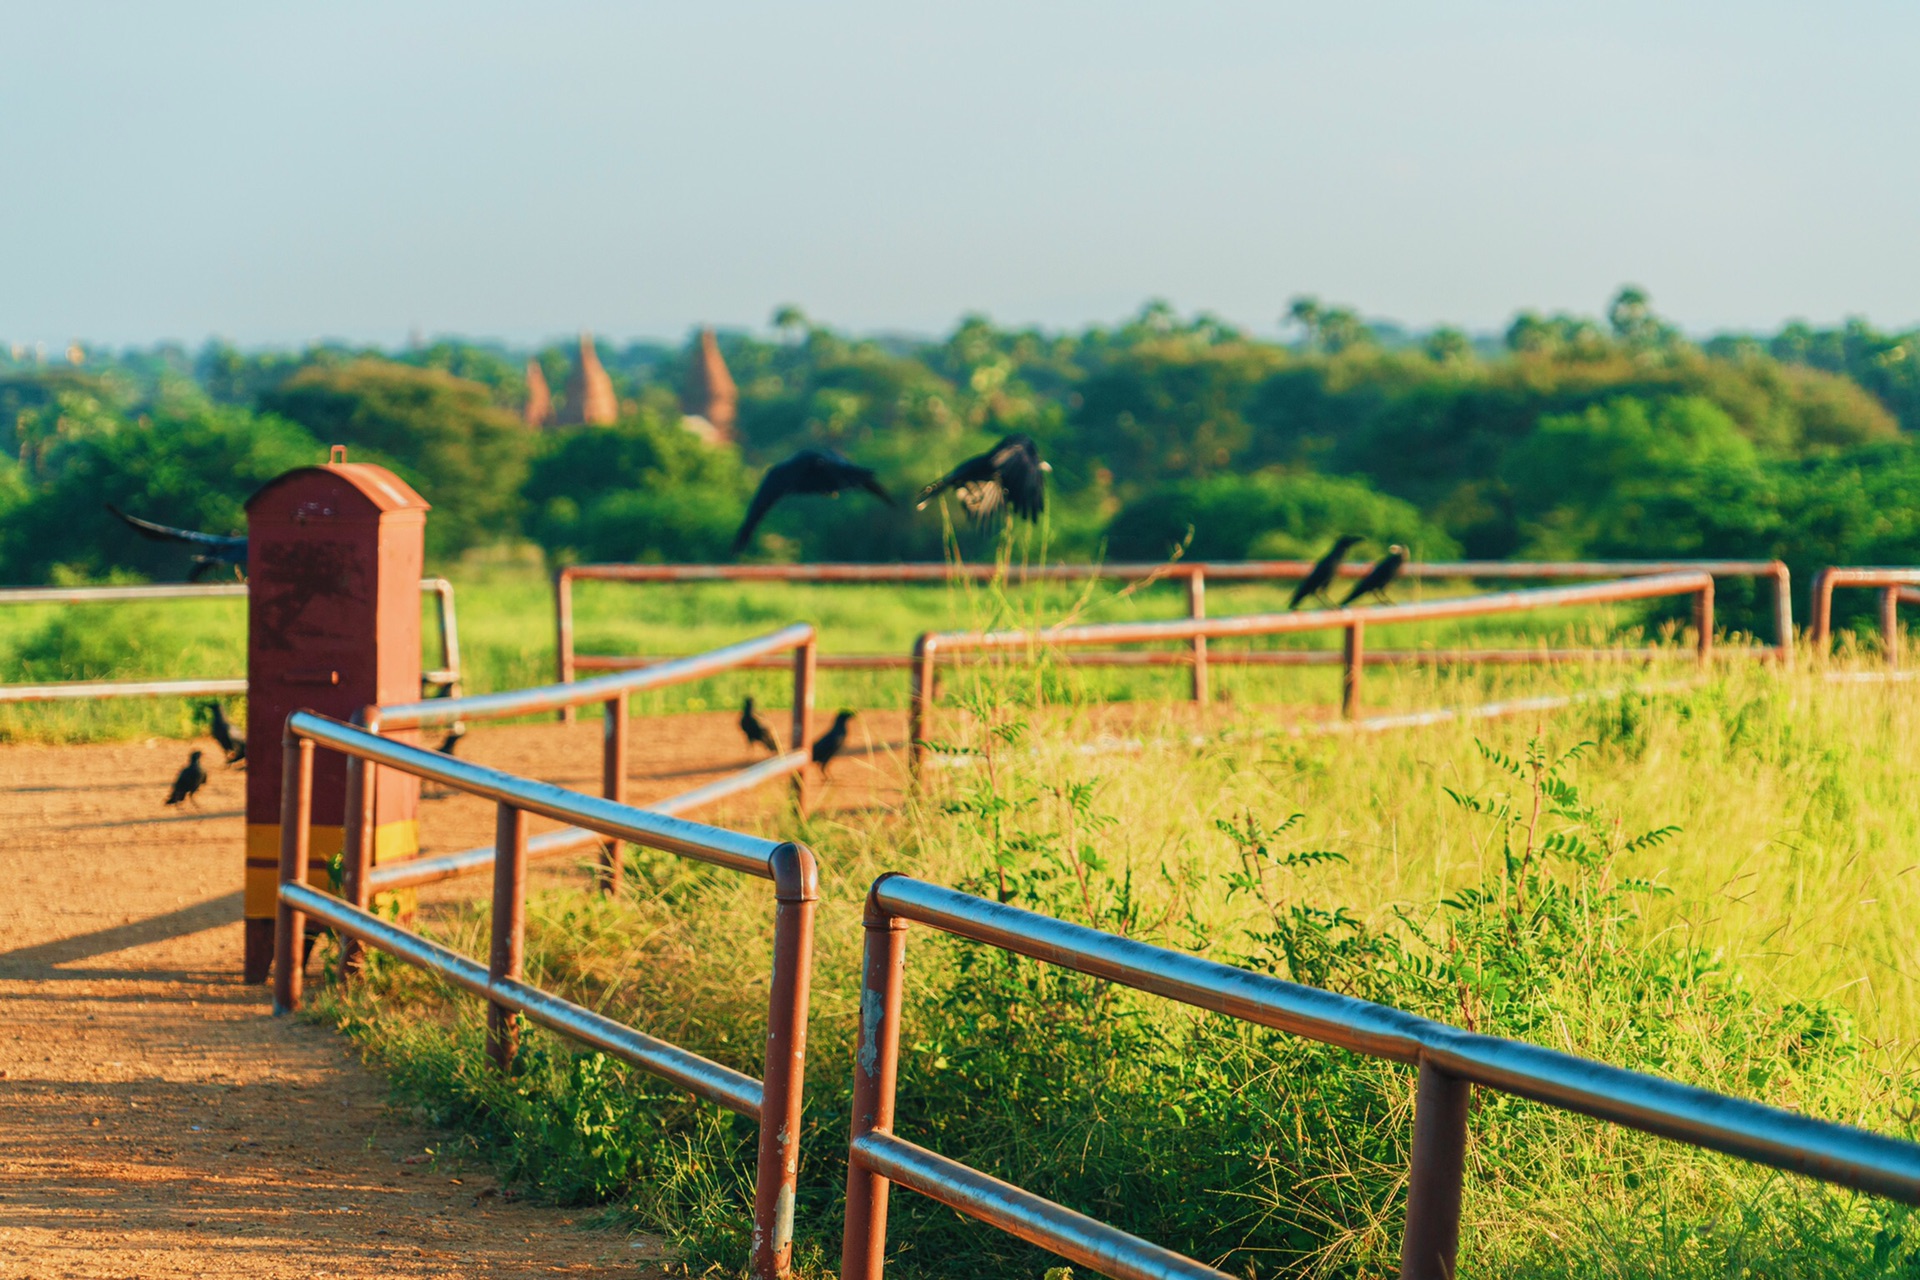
[3,290,1917,629]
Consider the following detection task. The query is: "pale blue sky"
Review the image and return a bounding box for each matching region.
[3,2,1915,347]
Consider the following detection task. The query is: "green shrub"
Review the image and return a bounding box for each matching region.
[1104,469,1459,562]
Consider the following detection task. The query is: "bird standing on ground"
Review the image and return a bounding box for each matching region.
[739,697,781,755]
[732,449,895,554]
[107,506,248,582]
[1340,546,1407,607]
[915,434,1050,524]
[201,701,245,765]
[1289,534,1366,609]
[810,709,856,780]
[166,750,207,807]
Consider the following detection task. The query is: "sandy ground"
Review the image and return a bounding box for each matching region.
[0,709,905,1280]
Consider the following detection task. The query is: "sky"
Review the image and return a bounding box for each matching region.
[3,2,1916,348]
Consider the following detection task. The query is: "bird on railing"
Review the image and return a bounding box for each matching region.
[732,449,895,554]
[200,701,246,766]
[916,434,1050,524]
[1340,546,1407,607]
[165,750,207,808]
[811,709,856,780]
[107,506,248,582]
[1290,534,1366,610]
[739,697,781,755]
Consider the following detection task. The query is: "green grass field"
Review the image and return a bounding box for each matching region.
[6,559,1915,1276]
[0,553,1768,741]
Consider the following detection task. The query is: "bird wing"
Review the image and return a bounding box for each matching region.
[1340,555,1401,605]
[732,459,798,554]
[850,465,896,507]
[108,505,246,551]
[989,437,1047,521]
[1290,555,1335,608]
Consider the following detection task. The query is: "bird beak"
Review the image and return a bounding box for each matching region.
[1040,461,1053,472]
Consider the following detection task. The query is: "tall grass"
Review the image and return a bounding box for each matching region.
[305,559,1918,1278]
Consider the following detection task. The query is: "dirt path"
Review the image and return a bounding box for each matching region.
[0,710,908,1280]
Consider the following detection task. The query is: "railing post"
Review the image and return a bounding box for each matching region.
[753,843,820,1280]
[436,579,464,697]
[487,801,529,1071]
[1809,568,1835,658]
[1187,568,1209,705]
[1342,620,1365,720]
[338,705,380,977]
[1770,562,1794,665]
[791,637,816,812]
[1881,586,1901,669]
[599,692,629,893]
[272,733,315,1015]
[1695,578,1715,665]
[1399,1058,1471,1280]
[555,569,576,725]
[841,884,909,1280]
[908,635,934,780]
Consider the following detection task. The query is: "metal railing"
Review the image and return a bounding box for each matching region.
[840,874,1920,1280]
[552,560,1790,706]
[1809,567,1920,668]
[273,711,817,1280]
[907,573,1717,772]
[0,577,463,703]
[358,625,817,894]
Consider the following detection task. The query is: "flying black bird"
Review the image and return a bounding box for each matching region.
[739,697,781,755]
[810,709,856,780]
[435,725,466,756]
[915,434,1050,524]
[165,750,208,808]
[1340,545,1407,607]
[201,701,245,765]
[107,506,248,582]
[1289,534,1366,610]
[732,449,895,554]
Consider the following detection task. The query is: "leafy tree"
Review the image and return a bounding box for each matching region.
[260,360,531,557]
[0,395,321,582]
[523,415,749,563]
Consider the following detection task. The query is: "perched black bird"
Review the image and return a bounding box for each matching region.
[810,709,856,779]
[1340,545,1407,607]
[915,434,1050,524]
[1289,534,1366,610]
[107,506,248,582]
[732,449,895,554]
[435,725,466,756]
[739,697,781,755]
[165,750,208,807]
[201,701,245,765]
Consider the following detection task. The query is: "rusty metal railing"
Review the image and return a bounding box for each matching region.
[363,624,817,894]
[1809,567,1920,668]
[274,711,816,1280]
[0,577,464,703]
[552,560,1791,709]
[908,573,1716,772]
[841,874,1920,1280]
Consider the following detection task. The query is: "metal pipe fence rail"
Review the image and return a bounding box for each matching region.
[553,559,1791,708]
[907,572,1717,773]
[1809,567,1920,668]
[0,577,464,703]
[273,711,818,1280]
[357,624,817,897]
[841,874,1920,1280]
